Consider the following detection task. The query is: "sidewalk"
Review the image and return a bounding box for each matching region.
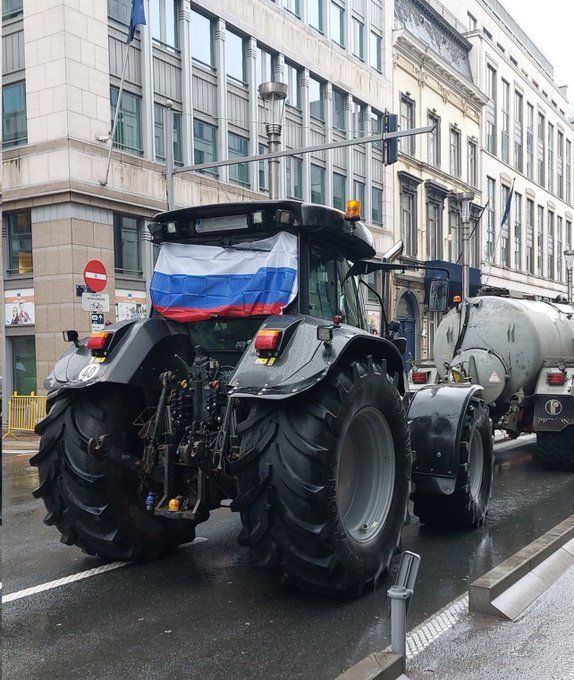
[408,565,574,680]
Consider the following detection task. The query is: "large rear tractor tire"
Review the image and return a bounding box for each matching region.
[230,356,411,596]
[413,398,493,529]
[536,427,574,471]
[32,386,199,561]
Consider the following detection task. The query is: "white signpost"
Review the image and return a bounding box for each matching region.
[82,292,110,313]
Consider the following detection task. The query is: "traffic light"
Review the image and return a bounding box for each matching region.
[383,112,398,165]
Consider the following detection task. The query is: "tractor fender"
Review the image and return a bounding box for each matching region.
[408,383,485,495]
[44,317,192,398]
[228,314,405,400]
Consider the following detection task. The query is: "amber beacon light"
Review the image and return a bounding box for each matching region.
[344,199,361,221]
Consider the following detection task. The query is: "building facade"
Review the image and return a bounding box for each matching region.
[442,0,574,299]
[391,0,486,361]
[2,0,397,408]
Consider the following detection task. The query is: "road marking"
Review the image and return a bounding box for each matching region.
[405,593,469,659]
[2,537,208,604]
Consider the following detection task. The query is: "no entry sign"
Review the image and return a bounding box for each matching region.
[83,260,108,293]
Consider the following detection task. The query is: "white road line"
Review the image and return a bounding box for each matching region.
[2,537,208,604]
[405,593,469,659]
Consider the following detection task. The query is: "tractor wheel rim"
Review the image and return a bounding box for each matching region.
[468,429,485,501]
[336,407,396,543]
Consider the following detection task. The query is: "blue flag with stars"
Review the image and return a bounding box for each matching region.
[127,0,146,44]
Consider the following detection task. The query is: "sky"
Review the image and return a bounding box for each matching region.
[500,0,574,109]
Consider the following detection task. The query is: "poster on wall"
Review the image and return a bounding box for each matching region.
[115,289,147,322]
[5,289,35,326]
[366,309,381,334]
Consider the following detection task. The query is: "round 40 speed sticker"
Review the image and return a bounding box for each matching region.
[78,364,101,382]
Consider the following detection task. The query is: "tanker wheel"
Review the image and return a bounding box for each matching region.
[32,386,200,561]
[413,398,493,529]
[536,427,574,471]
[230,356,411,596]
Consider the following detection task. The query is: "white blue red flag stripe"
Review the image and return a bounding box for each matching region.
[151,232,298,322]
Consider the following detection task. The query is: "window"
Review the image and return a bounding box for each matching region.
[448,208,460,263]
[537,205,544,274]
[3,0,22,20]
[468,12,477,30]
[467,140,477,186]
[286,156,303,199]
[258,143,267,192]
[311,164,325,204]
[256,47,273,86]
[108,0,130,23]
[514,91,523,172]
[352,101,365,138]
[285,63,301,109]
[486,177,495,262]
[190,10,213,66]
[226,31,245,83]
[486,65,497,154]
[110,87,142,155]
[6,212,32,274]
[526,199,534,274]
[537,112,545,186]
[400,95,415,156]
[193,120,217,173]
[547,210,555,278]
[352,18,365,60]
[371,110,383,150]
[400,191,416,256]
[526,103,534,179]
[557,216,563,282]
[566,140,572,205]
[228,132,249,186]
[333,173,346,211]
[330,1,345,46]
[427,113,440,167]
[426,201,442,260]
[11,337,36,396]
[567,220,572,250]
[547,123,554,193]
[283,0,301,18]
[557,131,564,199]
[332,89,346,131]
[151,0,179,50]
[514,192,522,270]
[370,32,382,72]
[450,127,461,177]
[309,0,323,32]
[2,82,27,148]
[154,104,182,164]
[501,80,510,163]
[371,187,383,224]
[309,76,324,120]
[353,180,365,209]
[500,184,511,267]
[114,214,142,275]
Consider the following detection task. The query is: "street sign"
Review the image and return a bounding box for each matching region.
[83,260,108,292]
[82,292,110,313]
[90,313,105,331]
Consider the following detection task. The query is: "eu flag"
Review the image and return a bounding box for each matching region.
[127,0,146,44]
[501,179,515,227]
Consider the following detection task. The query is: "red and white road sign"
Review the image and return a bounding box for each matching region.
[83,260,108,293]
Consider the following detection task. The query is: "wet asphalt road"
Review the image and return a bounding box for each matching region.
[3,435,574,680]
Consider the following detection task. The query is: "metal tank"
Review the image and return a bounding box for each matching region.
[433,296,574,406]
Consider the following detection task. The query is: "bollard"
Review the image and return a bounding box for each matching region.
[387,551,421,660]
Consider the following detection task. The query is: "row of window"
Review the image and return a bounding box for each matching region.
[399,95,478,187]
[485,176,573,281]
[485,63,573,205]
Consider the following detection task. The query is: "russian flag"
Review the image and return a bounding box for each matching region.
[150,232,298,322]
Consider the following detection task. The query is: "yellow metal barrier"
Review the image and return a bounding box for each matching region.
[3,393,48,439]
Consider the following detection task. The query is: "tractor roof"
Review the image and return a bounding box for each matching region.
[149,200,376,261]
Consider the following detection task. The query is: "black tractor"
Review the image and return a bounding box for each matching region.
[33,201,493,595]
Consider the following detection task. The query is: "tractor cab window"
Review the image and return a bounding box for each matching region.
[308,245,365,329]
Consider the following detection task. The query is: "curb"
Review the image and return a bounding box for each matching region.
[469,514,574,620]
[335,652,404,680]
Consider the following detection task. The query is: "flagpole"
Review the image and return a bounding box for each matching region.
[100,43,131,186]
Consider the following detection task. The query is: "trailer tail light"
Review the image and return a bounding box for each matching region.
[547,371,566,386]
[254,329,282,352]
[87,331,112,352]
[411,371,428,385]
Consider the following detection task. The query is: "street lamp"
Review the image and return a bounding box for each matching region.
[258,81,288,200]
[456,190,475,303]
[564,248,574,302]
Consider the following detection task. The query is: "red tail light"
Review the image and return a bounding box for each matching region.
[254,329,281,351]
[411,371,428,385]
[87,332,112,351]
[547,371,566,386]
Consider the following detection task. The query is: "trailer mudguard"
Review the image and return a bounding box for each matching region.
[228,314,406,399]
[44,317,192,398]
[408,383,484,495]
